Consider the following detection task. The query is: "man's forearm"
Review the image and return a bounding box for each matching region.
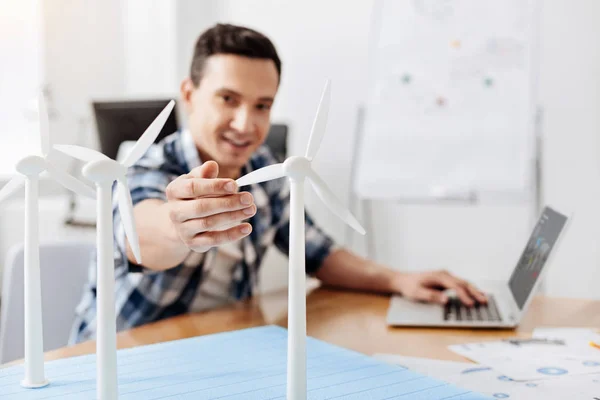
[315,248,402,294]
[315,248,488,305]
[125,199,191,271]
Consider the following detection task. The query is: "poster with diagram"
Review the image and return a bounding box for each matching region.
[355,0,538,201]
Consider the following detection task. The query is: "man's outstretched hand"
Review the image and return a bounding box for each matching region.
[165,161,256,253]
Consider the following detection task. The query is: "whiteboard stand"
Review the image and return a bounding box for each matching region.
[345,105,544,275]
[534,105,546,293]
[533,106,544,223]
[346,107,377,260]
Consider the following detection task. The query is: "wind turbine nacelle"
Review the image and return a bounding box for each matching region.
[82,160,126,183]
[283,156,311,180]
[15,155,46,176]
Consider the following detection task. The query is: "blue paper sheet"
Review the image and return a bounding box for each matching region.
[0,326,490,399]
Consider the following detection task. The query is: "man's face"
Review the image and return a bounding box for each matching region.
[181,54,279,175]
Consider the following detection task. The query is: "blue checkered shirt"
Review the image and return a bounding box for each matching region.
[69,130,335,344]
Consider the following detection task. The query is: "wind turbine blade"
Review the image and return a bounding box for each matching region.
[0,176,25,204]
[117,178,142,264]
[38,95,51,156]
[235,163,285,187]
[307,168,365,235]
[122,100,175,167]
[54,144,110,162]
[305,80,331,161]
[44,160,95,199]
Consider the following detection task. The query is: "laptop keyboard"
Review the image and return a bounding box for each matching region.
[443,295,501,322]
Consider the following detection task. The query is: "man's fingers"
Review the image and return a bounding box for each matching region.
[180,205,257,236]
[466,283,488,303]
[167,177,238,199]
[452,285,474,306]
[167,161,231,199]
[190,161,219,179]
[412,287,448,305]
[187,223,252,252]
[171,192,254,221]
[436,273,474,306]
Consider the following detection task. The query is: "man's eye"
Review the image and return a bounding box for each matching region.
[222,95,233,103]
[257,103,271,111]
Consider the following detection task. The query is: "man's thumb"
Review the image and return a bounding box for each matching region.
[192,160,219,179]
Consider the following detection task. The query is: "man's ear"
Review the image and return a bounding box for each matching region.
[180,77,196,114]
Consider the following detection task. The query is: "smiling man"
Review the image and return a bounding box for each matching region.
[70,23,486,343]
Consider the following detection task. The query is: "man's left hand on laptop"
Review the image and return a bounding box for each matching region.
[392,270,487,306]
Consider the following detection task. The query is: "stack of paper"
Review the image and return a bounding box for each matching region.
[374,353,600,399]
[373,327,598,398]
[448,327,600,381]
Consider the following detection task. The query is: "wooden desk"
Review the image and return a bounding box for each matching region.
[34,287,600,364]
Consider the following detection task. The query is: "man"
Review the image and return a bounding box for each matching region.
[70,23,485,344]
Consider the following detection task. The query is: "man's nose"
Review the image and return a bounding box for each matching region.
[231,108,254,134]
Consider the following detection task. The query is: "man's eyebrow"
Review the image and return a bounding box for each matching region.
[215,87,274,103]
[215,87,241,96]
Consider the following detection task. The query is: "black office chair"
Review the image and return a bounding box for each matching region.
[93,99,179,160]
[265,123,288,162]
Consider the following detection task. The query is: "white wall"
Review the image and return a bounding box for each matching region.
[538,0,600,298]
[0,0,44,174]
[176,0,600,299]
[176,1,225,89]
[123,0,178,97]
[0,0,126,291]
[43,0,125,146]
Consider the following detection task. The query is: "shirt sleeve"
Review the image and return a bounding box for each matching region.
[112,148,181,274]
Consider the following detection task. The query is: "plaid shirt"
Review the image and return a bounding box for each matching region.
[69,130,336,344]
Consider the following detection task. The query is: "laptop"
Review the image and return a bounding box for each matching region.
[386,206,569,328]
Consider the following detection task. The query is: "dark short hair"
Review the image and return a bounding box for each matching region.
[190,23,282,86]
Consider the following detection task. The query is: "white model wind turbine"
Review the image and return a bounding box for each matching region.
[0,96,95,388]
[236,80,366,399]
[54,100,175,400]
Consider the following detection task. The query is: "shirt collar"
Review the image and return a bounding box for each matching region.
[181,129,202,171]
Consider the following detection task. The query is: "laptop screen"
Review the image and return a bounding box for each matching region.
[508,206,568,309]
